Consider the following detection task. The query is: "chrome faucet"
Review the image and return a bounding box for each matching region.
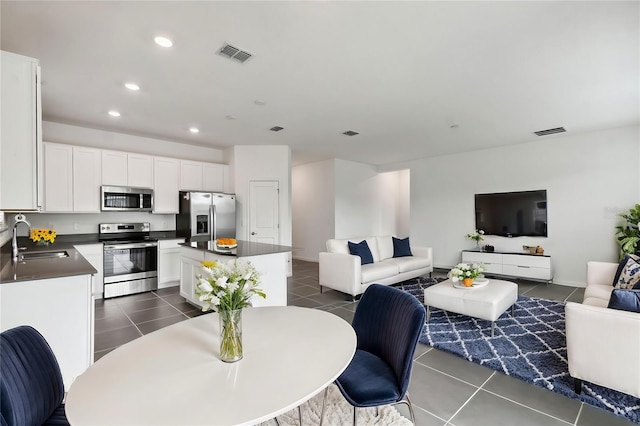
[12,213,31,262]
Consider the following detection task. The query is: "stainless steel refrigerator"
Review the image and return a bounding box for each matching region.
[176,192,236,241]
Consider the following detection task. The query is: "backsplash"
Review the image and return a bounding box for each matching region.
[6,212,176,237]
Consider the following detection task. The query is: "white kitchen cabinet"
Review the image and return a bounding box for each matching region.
[0,274,94,390]
[180,160,228,192]
[101,150,127,186]
[43,143,102,213]
[0,50,42,211]
[127,153,153,188]
[158,238,185,288]
[203,163,225,192]
[74,243,104,298]
[153,157,180,213]
[102,150,153,188]
[73,146,102,212]
[43,142,73,212]
[179,246,205,307]
[180,160,203,191]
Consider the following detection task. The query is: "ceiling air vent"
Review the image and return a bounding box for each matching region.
[534,127,566,136]
[270,126,284,132]
[219,43,253,63]
[342,130,359,136]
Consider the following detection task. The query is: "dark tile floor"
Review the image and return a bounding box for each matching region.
[94,261,635,426]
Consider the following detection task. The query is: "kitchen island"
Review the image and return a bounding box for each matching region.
[179,240,292,308]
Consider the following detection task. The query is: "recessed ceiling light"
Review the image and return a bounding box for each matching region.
[270,126,284,132]
[108,110,121,117]
[124,82,140,91]
[342,130,359,136]
[189,127,199,133]
[154,36,173,48]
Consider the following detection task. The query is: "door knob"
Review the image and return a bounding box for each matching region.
[251,232,257,235]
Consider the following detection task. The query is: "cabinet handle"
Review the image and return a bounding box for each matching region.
[517,265,531,268]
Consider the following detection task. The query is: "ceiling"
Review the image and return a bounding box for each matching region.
[1,1,638,167]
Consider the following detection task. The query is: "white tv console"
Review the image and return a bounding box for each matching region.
[461,250,553,284]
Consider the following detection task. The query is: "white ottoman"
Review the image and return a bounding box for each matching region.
[424,279,518,336]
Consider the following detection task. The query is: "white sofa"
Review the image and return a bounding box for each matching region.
[319,236,433,299]
[565,261,640,398]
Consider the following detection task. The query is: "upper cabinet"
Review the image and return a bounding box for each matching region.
[181,160,226,192]
[180,160,203,191]
[127,153,153,188]
[101,150,127,186]
[0,51,42,211]
[153,157,180,214]
[72,146,102,212]
[203,163,225,192]
[43,143,73,212]
[102,151,153,188]
[43,142,101,213]
[42,143,227,213]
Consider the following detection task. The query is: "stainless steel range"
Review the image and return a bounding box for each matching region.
[99,223,158,299]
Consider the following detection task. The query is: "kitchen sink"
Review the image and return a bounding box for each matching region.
[19,250,69,261]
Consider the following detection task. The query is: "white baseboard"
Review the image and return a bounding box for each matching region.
[292,255,319,263]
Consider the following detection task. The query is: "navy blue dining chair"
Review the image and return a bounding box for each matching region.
[321,283,426,425]
[0,325,69,426]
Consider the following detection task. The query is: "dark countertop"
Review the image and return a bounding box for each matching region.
[0,231,184,284]
[180,240,292,257]
[0,247,97,284]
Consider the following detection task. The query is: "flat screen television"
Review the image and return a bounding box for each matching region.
[475,190,547,237]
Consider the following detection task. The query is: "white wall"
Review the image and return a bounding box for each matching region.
[374,169,410,238]
[405,125,639,287]
[232,146,292,246]
[292,160,335,261]
[291,159,410,262]
[43,121,224,162]
[334,159,380,238]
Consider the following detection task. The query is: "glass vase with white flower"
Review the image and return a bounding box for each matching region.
[448,262,485,287]
[195,259,265,362]
[465,229,484,248]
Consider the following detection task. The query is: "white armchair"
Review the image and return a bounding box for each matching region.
[565,261,640,398]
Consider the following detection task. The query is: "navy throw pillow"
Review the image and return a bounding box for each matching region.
[612,254,640,289]
[608,289,640,313]
[348,240,374,265]
[392,236,412,257]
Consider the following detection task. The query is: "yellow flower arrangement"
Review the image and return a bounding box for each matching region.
[30,228,57,245]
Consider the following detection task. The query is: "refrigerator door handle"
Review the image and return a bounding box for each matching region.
[210,204,217,240]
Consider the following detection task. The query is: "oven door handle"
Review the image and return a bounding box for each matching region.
[103,242,158,250]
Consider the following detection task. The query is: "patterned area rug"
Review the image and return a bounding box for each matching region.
[393,277,640,424]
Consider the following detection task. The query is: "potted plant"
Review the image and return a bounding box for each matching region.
[448,262,485,287]
[615,204,640,259]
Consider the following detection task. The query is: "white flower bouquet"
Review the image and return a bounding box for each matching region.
[195,259,265,312]
[448,262,485,282]
[465,229,485,244]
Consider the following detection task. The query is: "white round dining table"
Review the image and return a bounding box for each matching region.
[66,306,356,426]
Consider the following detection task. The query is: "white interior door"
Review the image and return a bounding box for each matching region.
[249,181,279,245]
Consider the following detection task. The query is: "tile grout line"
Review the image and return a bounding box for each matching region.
[444,371,496,425]
[573,403,584,426]
[154,292,194,319]
[480,386,576,426]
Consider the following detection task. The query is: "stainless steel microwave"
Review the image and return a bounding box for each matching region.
[101,186,153,212]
